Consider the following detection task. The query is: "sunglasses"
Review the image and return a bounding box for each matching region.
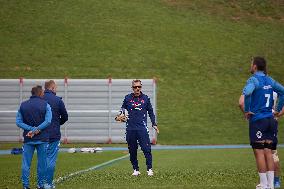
[132,86,142,89]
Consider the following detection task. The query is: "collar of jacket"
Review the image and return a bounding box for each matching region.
[132,92,143,98]
[30,95,42,99]
[254,71,265,76]
[44,89,56,95]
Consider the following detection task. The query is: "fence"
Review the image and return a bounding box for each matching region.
[0,78,157,143]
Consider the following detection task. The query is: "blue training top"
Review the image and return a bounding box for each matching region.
[243,71,284,123]
[121,92,157,131]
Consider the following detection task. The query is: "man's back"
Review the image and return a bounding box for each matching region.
[249,73,274,122]
[43,89,68,141]
[20,96,47,127]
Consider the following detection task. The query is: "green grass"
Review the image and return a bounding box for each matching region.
[0,151,127,189]
[0,0,284,144]
[1,149,284,188]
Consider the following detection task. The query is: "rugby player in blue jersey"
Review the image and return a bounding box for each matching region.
[117,79,159,176]
[16,86,52,189]
[239,92,284,188]
[240,57,284,189]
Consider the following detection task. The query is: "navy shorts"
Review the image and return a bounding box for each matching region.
[249,117,276,144]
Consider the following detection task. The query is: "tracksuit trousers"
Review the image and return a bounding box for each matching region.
[22,142,48,188]
[126,129,152,171]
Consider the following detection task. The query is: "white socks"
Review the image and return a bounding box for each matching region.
[258,171,274,188]
[259,172,268,187]
[266,171,274,188]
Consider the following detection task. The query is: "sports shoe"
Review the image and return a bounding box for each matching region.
[256,184,266,189]
[132,169,141,176]
[43,183,55,189]
[147,169,154,176]
[274,180,281,188]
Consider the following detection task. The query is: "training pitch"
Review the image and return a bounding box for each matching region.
[1,147,284,189]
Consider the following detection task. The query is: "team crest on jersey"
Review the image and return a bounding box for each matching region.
[130,98,143,111]
[256,131,262,139]
[263,85,272,90]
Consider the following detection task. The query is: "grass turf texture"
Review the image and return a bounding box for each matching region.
[1,149,284,188]
[1,0,284,144]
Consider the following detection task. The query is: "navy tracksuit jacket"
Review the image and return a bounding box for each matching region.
[121,92,157,171]
[121,92,156,130]
[43,90,68,142]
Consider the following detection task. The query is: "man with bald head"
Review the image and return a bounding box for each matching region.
[44,80,68,188]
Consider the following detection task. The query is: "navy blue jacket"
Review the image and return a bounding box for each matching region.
[121,92,156,131]
[43,90,68,142]
[18,96,51,143]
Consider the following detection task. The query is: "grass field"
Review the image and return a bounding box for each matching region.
[1,148,284,188]
[1,0,284,145]
[1,1,284,188]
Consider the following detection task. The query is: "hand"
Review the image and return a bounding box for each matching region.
[153,125,159,134]
[26,131,34,138]
[115,114,127,122]
[275,110,284,119]
[34,130,40,135]
[244,112,254,120]
[273,111,279,120]
[26,129,40,138]
[279,110,284,117]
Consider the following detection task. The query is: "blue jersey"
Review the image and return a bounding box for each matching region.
[121,92,156,131]
[243,71,284,122]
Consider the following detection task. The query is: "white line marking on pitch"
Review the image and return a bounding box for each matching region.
[54,154,129,184]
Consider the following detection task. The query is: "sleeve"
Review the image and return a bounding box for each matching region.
[16,110,37,131]
[120,96,127,114]
[146,97,157,126]
[243,77,258,112]
[271,78,284,112]
[59,100,68,125]
[37,103,52,131]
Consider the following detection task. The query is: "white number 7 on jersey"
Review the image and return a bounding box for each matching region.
[265,94,270,107]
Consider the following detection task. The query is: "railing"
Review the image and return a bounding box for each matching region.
[0,78,157,143]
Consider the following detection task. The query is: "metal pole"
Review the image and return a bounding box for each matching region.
[64,77,68,144]
[18,77,23,142]
[152,78,157,144]
[108,77,112,144]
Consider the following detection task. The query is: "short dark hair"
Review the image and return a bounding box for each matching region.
[31,85,43,96]
[132,79,142,86]
[252,57,267,74]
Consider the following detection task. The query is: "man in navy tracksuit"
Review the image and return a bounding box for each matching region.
[120,79,159,176]
[43,80,68,188]
[16,85,52,189]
